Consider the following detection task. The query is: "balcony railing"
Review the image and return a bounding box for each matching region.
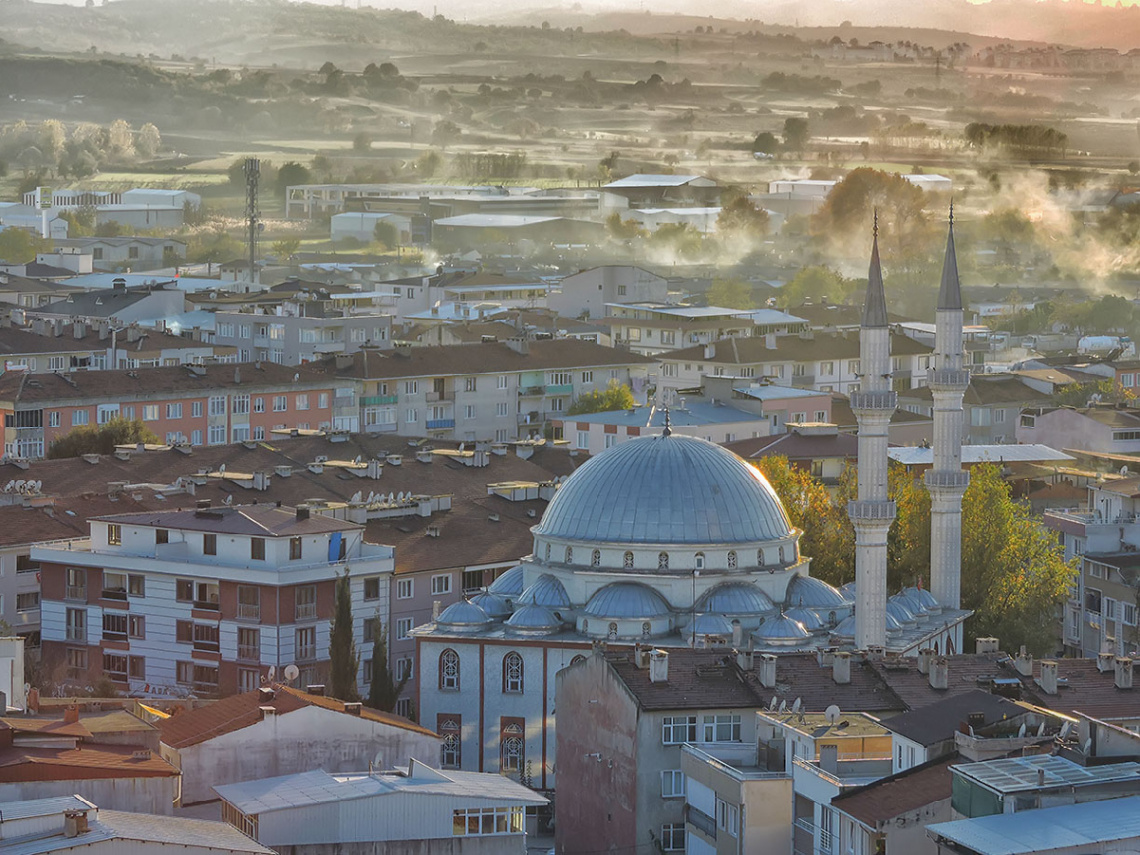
[361,394,398,406]
[426,419,456,430]
[545,383,574,395]
[237,603,261,621]
[519,385,545,397]
[426,391,455,402]
[297,645,317,661]
[66,586,86,602]
[237,644,260,661]
[296,603,317,621]
[685,805,716,839]
[66,627,85,642]
[194,599,220,612]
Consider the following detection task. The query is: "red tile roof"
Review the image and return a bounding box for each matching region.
[833,753,957,828]
[0,744,178,782]
[157,684,436,749]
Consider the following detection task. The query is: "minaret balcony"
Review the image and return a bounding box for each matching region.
[849,390,897,412]
[925,470,970,490]
[928,368,970,390]
[847,499,897,521]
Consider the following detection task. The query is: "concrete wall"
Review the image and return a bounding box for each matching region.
[172,704,439,804]
[0,774,177,814]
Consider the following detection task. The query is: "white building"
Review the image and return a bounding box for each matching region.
[330,212,412,245]
[215,759,548,854]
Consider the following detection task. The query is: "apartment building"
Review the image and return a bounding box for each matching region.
[605,305,758,357]
[548,266,669,321]
[898,374,1051,444]
[33,503,394,698]
[657,331,932,397]
[212,310,393,366]
[317,339,655,442]
[1017,404,1140,456]
[0,362,350,459]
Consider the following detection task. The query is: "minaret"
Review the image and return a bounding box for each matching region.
[925,207,970,613]
[850,215,897,650]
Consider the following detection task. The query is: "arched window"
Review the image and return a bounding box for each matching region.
[727,550,738,570]
[642,621,651,637]
[440,718,461,768]
[695,552,705,571]
[545,543,551,562]
[658,552,669,570]
[565,546,573,565]
[571,654,587,666]
[591,549,601,567]
[778,545,786,564]
[757,549,765,567]
[502,652,524,693]
[439,649,460,691]
[582,619,589,633]
[608,621,618,639]
[623,551,634,569]
[501,734,524,773]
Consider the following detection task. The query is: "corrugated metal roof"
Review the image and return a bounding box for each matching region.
[433,214,562,228]
[604,174,708,188]
[954,755,1140,795]
[0,794,92,820]
[927,794,1140,855]
[887,445,1074,466]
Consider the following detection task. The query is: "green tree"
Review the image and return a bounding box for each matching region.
[752,131,780,155]
[276,161,311,199]
[47,418,159,459]
[707,277,753,310]
[567,380,636,415]
[812,167,926,242]
[716,195,770,241]
[605,211,646,241]
[0,228,49,264]
[59,206,96,237]
[779,265,857,306]
[271,238,301,260]
[782,117,810,154]
[352,132,373,153]
[366,616,408,712]
[329,570,360,702]
[187,229,243,265]
[373,220,398,249]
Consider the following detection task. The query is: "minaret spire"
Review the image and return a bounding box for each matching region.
[850,217,897,651]
[926,206,970,637]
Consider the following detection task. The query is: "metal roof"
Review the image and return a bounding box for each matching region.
[732,384,829,401]
[487,565,525,596]
[565,401,761,428]
[927,795,1140,855]
[954,754,1140,795]
[0,795,92,820]
[604,174,708,188]
[517,574,571,609]
[584,582,671,619]
[697,582,776,616]
[887,445,1074,466]
[433,214,562,228]
[533,434,793,545]
[786,574,850,609]
[604,303,750,318]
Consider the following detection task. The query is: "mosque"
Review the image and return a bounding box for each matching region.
[411,215,972,789]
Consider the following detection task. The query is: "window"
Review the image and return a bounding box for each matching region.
[15,591,38,612]
[440,649,460,690]
[702,713,742,743]
[695,552,705,571]
[166,402,183,419]
[363,617,379,645]
[129,655,145,680]
[727,550,738,570]
[463,569,483,592]
[406,408,418,424]
[238,585,260,620]
[208,396,226,416]
[66,647,88,679]
[624,551,634,569]
[273,395,287,412]
[238,627,260,661]
[550,371,572,385]
[251,537,266,561]
[405,380,419,395]
[501,728,524,773]
[496,402,509,417]
[658,552,669,570]
[104,652,128,682]
[581,370,594,383]
[177,662,219,691]
[662,715,698,744]
[232,394,250,415]
[396,617,413,640]
[191,430,202,446]
[72,409,90,426]
[48,410,60,428]
[66,567,86,601]
[193,623,220,652]
[363,576,381,601]
[1124,373,1136,388]
[815,410,828,422]
[397,578,413,599]
[253,397,265,413]
[396,656,413,681]
[451,806,523,837]
[431,575,452,596]
[288,536,302,561]
[296,394,309,411]
[440,716,461,768]
[660,823,685,851]
[661,770,685,798]
[497,375,508,390]
[296,585,317,620]
[592,549,601,567]
[821,361,835,375]
[129,614,145,639]
[107,524,122,545]
[296,626,317,660]
[203,533,217,555]
[463,376,477,393]
[1125,602,1137,626]
[192,401,203,418]
[503,652,523,693]
[102,570,128,600]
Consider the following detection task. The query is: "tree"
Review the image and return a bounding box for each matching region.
[716,195,770,241]
[373,220,398,249]
[782,117,810,154]
[47,418,159,459]
[707,277,753,310]
[752,131,780,155]
[329,570,360,702]
[137,123,161,158]
[271,238,301,260]
[366,616,408,712]
[0,228,49,264]
[567,380,636,415]
[276,161,311,199]
[812,167,926,241]
[605,211,646,241]
[352,132,373,153]
[107,119,134,157]
[779,265,858,306]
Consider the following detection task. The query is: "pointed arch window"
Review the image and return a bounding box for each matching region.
[503,652,524,694]
[439,649,460,691]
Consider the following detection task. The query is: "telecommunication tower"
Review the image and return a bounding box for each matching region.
[244,158,260,286]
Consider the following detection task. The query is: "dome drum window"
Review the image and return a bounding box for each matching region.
[658,552,669,570]
[727,551,738,570]
[564,546,573,565]
[623,551,635,569]
[591,549,601,567]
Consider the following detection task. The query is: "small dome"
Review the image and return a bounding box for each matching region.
[689,614,736,638]
[785,606,824,632]
[831,613,856,639]
[505,604,564,634]
[839,581,856,601]
[518,574,571,609]
[584,582,671,619]
[885,611,903,633]
[886,597,918,625]
[533,434,793,546]
[785,575,848,610]
[893,590,928,616]
[698,582,776,616]
[436,600,492,631]
[469,591,511,620]
[488,565,525,596]
[904,586,941,613]
[752,613,810,644]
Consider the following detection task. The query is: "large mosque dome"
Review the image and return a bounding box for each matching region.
[533,433,793,545]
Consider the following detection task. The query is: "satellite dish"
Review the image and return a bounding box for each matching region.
[1084,737,1093,754]
[373,750,384,767]
[825,705,841,724]
[218,463,226,475]
[1036,722,1046,737]
[284,664,300,683]
[1059,722,1072,740]
[1017,722,1027,738]
[266,665,276,682]
[769,696,777,711]
[778,700,787,713]
[224,494,233,506]
[792,697,802,714]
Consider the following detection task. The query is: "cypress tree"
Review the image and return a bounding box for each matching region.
[367,616,409,712]
[329,570,359,701]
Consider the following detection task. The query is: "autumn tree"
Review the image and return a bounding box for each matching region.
[605,211,646,241]
[779,265,858,307]
[329,570,360,702]
[707,277,754,310]
[137,123,161,158]
[568,380,636,415]
[716,195,770,241]
[813,167,926,241]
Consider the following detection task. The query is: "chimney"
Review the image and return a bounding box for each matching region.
[73,321,87,340]
[817,648,836,668]
[866,645,885,661]
[648,649,669,683]
[1040,660,1059,695]
[759,653,777,688]
[930,657,949,691]
[296,507,310,521]
[731,619,743,648]
[234,366,241,385]
[307,684,326,696]
[703,343,715,359]
[112,277,127,290]
[63,810,90,838]
[63,706,80,725]
[633,644,650,669]
[258,687,276,702]
[917,647,934,675]
[833,651,851,684]
[334,352,354,370]
[975,637,1000,655]
[432,600,442,620]
[1098,651,1115,673]
[1014,646,1033,677]
[1115,657,1134,690]
[258,705,276,720]
[344,701,363,716]
[764,332,776,350]
[196,498,211,509]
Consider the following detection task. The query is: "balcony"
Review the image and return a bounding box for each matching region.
[1045,508,1136,537]
[519,385,545,397]
[426,419,456,430]
[681,743,787,781]
[297,644,317,661]
[545,383,574,396]
[426,390,455,403]
[66,586,86,602]
[686,805,716,839]
[361,394,398,406]
[237,603,261,621]
[296,603,317,621]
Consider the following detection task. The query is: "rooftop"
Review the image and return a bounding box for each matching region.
[604,174,710,188]
[887,445,1074,467]
[954,753,1140,795]
[90,504,361,537]
[0,743,178,783]
[834,753,957,828]
[559,402,763,428]
[879,690,1025,747]
[662,331,931,365]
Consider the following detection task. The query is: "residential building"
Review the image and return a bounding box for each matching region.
[53,237,187,272]
[431,214,604,252]
[1018,403,1140,457]
[0,362,349,459]
[898,375,1052,444]
[556,402,774,455]
[33,503,394,699]
[31,279,186,326]
[548,266,669,320]
[215,760,548,854]
[212,309,393,366]
[724,422,857,484]
[158,683,439,805]
[316,339,655,442]
[0,275,85,309]
[605,305,760,357]
[657,331,933,397]
[0,795,274,855]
